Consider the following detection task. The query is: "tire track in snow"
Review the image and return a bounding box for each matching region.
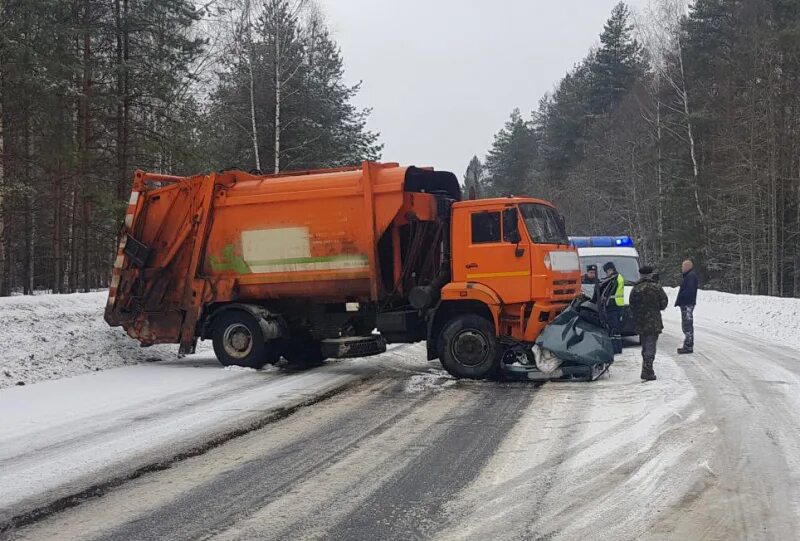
[7,376,531,541]
[0,358,385,531]
[649,329,800,539]
[438,342,716,541]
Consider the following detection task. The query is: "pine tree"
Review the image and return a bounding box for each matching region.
[463,156,484,199]
[589,2,645,115]
[484,109,537,197]
[0,0,203,294]
[205,2,380,173]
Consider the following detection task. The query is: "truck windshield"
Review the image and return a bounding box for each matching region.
[519,203,569,245]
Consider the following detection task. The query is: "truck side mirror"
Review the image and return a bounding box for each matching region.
[507,229,521,244]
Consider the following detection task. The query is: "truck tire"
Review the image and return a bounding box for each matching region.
[439,314,500,379]
[212,310,269,369]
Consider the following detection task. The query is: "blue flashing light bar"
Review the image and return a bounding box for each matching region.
[569,236,635,248]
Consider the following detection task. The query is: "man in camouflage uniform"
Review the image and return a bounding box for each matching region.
[629,265,668,381]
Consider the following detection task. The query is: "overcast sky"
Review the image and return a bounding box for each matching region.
[319,0,648,179]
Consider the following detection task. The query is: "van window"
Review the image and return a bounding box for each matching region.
[580,256,640,284]
[471,212,501,243]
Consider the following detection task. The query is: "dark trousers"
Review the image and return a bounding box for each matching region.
[641,333,659,377]
[680,305,695,348]
[606,307,623,354]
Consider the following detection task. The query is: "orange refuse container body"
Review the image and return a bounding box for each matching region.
[106,162,581,378]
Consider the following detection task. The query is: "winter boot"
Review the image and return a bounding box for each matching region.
[641,360,656,381]
[677,347,693,354]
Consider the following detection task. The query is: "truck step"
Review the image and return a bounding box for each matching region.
[321,335,387,359]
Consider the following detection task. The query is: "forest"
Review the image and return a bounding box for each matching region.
[2,0,798,298]
[468,0,800,296]
[0,0,381,295]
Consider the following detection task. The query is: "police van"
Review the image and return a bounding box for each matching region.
[569,236,640,336]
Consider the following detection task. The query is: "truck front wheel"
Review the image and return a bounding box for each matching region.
[212,310,269,369]
[440,314,500,379]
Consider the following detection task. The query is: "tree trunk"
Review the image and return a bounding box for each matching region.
[796,136,800,297]
[68,182,78,292]
[82,198,90,292]
[656,91,664,260]
[274,19,281,174]
[80,0,92,292]
[676,36,705,227]
[237,0,260,171]
[115,0,125,199]
[0,73,5,296]
[23,118,34,295]
[247,52,260,171]
[738,236,745,294]
[768,84,778,296]
[122,0,129,195]
[53,173,62,292]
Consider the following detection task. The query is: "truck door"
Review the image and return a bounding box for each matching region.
[460,207,531,304]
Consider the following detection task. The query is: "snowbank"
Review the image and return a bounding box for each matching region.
[665,287,800,349]
[1,287,797,390]
[0,291,210,389]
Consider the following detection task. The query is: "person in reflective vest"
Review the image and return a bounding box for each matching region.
[597,261,625,354]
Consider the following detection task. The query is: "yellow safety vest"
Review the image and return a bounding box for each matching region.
[614,273,625,307]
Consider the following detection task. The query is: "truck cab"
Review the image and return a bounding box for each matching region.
[425,197,581,378]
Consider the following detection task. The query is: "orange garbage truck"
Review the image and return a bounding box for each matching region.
[105,161,584,379]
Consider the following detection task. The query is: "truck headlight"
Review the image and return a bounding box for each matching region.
[544,251,579,272]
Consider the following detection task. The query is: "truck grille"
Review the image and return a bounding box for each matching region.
[553,279,578,297]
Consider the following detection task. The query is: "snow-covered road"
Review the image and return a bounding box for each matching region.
[0,353,384,526]
[2,291,800,540]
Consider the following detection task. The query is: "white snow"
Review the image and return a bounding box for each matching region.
[2,288,796,391]
[1,285,799,527]
[0,291,211,389]
[0,355,380,522]
[665,287,800,349]
[404,368,457,393]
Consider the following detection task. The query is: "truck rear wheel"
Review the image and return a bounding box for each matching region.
[212,310,269,369]
[439,314,500,379]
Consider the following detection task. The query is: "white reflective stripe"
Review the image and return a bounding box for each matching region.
[114,255,124,268]
[124,214,133,227]
[129,191,140,205]
[110,274,120,288]
[107,295,116,305]
[119,236,127,250]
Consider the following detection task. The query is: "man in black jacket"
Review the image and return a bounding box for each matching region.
[675,259,698,354]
